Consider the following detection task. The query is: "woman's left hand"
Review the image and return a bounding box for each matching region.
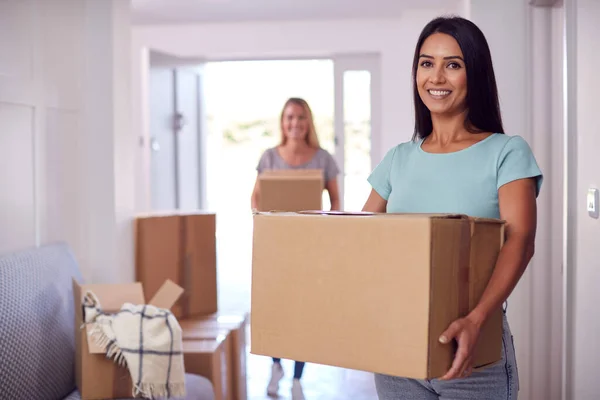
[438,315,482,380]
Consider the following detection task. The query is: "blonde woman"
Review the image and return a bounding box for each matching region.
[251,98,340,399]
[251,97,340,212]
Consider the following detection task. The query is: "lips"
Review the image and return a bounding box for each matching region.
[427,89,452,99]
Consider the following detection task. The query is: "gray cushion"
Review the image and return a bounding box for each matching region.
[0,243,83,400]
[61,373,215,400]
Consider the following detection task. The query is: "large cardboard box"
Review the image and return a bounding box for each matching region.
[251,212,504,380]
[180,313,249,400]
[258,169,323,211]
[136,211,217,318]
[183,339,229,400]
[73,279,184,400]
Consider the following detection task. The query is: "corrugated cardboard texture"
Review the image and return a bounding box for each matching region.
[258,169,324,212]
[251,213,433,378]
[427,218,471,378]
[183,339,228,400]
[469,219,504,367]
[250,213,504,379]
[136,215,183,316]
[136,213,217,319]
[183,214,218,316]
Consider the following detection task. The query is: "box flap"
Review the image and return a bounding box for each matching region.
[80,283,145,312]
[148,279,184,309]
[75,282,145,355]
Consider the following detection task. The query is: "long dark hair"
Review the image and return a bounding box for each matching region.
[412,16,504,141]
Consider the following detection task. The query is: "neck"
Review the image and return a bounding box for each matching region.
[429,110,470,144]
[284,139,309,153]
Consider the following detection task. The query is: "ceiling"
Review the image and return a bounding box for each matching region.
[131,0,462,25]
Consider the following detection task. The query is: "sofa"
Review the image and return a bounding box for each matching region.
[0,243,215,400]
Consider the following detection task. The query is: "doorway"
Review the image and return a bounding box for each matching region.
[146,54,381,312]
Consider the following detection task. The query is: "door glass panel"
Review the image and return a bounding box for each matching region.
[343,70,371,211]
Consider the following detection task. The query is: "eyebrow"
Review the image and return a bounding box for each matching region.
[419,54,464,61]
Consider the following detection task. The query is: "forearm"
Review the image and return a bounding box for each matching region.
[468,235,534,327]
[330,198,340,211]
[328,188,340,211]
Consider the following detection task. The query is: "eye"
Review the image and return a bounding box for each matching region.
[447,62,462,69]
[420,60,433,68]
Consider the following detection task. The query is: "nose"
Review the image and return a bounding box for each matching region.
[429,66,446,84]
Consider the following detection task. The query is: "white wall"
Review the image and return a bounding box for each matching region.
[568,0,600,398]
[0,0,134,284]
[82,0,136,284]
[0,0,86,259]
[131,7,463,211]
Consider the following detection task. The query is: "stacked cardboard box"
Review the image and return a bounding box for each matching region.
[135,212,249,400]
[135,211,218,319]
[251,211,505,380]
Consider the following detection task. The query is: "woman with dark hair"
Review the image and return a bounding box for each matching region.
[363,16,542,399]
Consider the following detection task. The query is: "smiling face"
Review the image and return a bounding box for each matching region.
[282,102,309,142]
[416,32,468,117]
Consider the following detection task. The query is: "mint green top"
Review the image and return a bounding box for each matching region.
[367,134,543,219]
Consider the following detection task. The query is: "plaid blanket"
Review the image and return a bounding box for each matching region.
[82,291,186,399]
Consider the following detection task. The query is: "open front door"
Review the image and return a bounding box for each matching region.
[148,50,207,210]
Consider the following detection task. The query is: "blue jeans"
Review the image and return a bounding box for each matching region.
[375,313,519,399]
[272,358,306,379]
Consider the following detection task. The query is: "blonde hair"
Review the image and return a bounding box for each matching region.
[279,98,320,148]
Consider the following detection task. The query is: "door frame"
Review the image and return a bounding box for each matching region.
[333,53,382,211]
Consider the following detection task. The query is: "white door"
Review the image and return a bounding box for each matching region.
[149,66,177,210]
[174,67,203,210]
[149,51,206,211]
[333,54,382,211]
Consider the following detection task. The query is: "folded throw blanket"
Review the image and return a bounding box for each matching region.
[82,291,186,399]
